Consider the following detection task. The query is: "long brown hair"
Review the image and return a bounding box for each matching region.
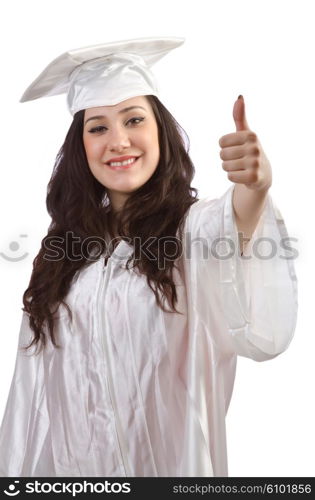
[22,95,199,353]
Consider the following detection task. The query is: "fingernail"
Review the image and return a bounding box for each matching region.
[238,94,243,100]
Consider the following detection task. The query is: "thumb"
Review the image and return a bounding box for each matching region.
[233,95,250,131]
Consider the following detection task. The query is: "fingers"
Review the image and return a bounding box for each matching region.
[220,144,260,161]
[219,130,257,148]
[220,145,246,161]
[225,169,260,185]
[222,156,260,172]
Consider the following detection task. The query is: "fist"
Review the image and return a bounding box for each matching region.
[219,95,272,191]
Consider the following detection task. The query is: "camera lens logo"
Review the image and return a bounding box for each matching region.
[3,481,20,496]
[0,235,28,262]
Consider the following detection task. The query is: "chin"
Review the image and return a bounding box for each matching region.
[113,182,144,193]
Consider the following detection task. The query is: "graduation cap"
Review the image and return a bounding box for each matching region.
[20,36,185,116]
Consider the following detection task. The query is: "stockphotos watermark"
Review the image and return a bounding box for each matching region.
[1,231,299,269]
[2,479,131,496]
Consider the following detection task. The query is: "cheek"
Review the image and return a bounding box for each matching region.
[152,135,160,163]
[83,136,92,159]
[145,127,159,157]
[83,136,102,161]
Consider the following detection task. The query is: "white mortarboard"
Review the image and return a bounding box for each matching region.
[20,37,185,116]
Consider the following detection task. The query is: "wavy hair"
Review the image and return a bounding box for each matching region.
[22,95,199,353]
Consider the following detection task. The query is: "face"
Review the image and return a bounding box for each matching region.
[83,96,160,212]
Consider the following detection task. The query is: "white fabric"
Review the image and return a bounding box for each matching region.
[67,53,159,116]
[0,185,298,477]
[19,37,185,115]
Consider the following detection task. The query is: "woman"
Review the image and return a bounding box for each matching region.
[0,37,297,477]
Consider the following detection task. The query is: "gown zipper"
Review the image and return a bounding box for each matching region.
[98,256,131,476]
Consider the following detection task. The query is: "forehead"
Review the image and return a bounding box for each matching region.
[84,95,150,119]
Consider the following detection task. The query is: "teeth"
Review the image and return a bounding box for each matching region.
[109,158,137,167]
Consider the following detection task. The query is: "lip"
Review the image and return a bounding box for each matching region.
[106,155,139,164]
[106,156,140,171]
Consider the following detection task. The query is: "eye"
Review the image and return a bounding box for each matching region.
[127,117,145,125]
[88,126,107,134]
[88,117,144,134]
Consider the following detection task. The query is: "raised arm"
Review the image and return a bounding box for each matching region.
[219,95,272,255]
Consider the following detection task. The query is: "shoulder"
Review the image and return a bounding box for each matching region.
[186,185,235,218]
[187,196,220,217]
[184,186,234,238]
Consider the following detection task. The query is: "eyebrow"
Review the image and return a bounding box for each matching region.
[84,106,147,126]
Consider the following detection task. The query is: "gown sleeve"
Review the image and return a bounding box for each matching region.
[184,184,298,362]
[0,311,53,477]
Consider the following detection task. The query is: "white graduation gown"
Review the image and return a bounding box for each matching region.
[0,185,298,477]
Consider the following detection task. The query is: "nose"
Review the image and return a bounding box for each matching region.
[107,125,131,152]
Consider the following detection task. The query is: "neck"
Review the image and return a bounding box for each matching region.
[108,191,129,213]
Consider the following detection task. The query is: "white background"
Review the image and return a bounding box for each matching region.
[0,0,313,477]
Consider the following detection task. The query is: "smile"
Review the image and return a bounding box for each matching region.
[107,157,140,170]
